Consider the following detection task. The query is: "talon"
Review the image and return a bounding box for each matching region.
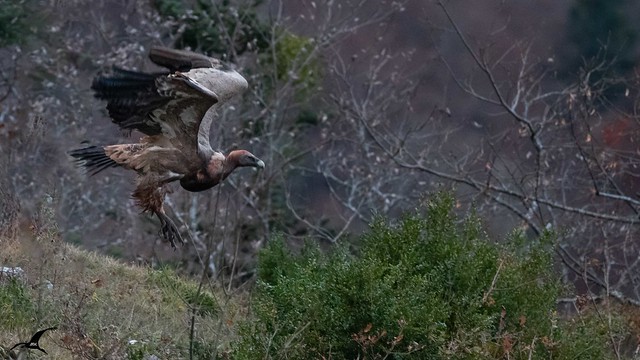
[157,212,184,248]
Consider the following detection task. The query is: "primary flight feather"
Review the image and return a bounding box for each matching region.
[70,47,264,247]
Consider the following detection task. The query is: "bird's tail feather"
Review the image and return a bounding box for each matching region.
[69,145,118,175]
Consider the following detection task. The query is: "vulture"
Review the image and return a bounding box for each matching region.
[70,47,264,248]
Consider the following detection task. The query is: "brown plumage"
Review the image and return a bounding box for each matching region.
[70,47,264,247]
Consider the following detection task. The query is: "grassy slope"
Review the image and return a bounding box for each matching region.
[1,201,637,359]
[0,218,243,359]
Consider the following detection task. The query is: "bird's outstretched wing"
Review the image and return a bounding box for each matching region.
[92,46,248,158]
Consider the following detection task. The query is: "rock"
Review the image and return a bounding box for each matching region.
[0,266,26,284]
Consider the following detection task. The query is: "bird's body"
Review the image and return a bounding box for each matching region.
[70,47,264,247]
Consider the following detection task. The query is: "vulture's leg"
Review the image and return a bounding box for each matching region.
[156,209,184,248]
[133,183,185,248]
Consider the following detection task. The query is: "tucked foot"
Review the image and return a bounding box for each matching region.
[157,212,185,248]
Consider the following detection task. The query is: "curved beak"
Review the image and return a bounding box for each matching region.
[256,159,265,169]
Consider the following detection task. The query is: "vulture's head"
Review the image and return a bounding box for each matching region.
[228,149,265,169]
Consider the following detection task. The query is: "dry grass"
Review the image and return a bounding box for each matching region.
[0,205,244,359]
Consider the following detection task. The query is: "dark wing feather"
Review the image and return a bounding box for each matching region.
[92,67,170,135]
[69,145,117,175]
[149,46,219,71]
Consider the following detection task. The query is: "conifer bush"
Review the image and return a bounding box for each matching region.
[231,192,625,359]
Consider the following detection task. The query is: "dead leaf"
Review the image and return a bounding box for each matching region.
[499,306,506,332]
[392,334,404,346]
[363,323,372,333]
[519,315,526,327]
[502,334,513,354]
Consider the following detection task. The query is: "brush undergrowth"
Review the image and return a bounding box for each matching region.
[231,193,628,359]
[0,193,632,359]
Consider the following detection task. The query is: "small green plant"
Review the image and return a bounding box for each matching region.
[0,0,32,47]
[153,0,270,57]
[271,32,320,94]
[190,340,216,359]
[0,278,33,330]
[150,267,218,317]
[126,341,152,360]
[231,192,627,359]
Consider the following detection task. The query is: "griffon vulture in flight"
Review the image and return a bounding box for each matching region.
[70,47,264,248]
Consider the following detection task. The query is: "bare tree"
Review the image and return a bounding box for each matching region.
[318,0,640,303]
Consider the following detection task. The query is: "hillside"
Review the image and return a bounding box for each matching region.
[1,202,243,359]
[1,194,637,359]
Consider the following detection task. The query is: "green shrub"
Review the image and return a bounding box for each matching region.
[231,192,625,359]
